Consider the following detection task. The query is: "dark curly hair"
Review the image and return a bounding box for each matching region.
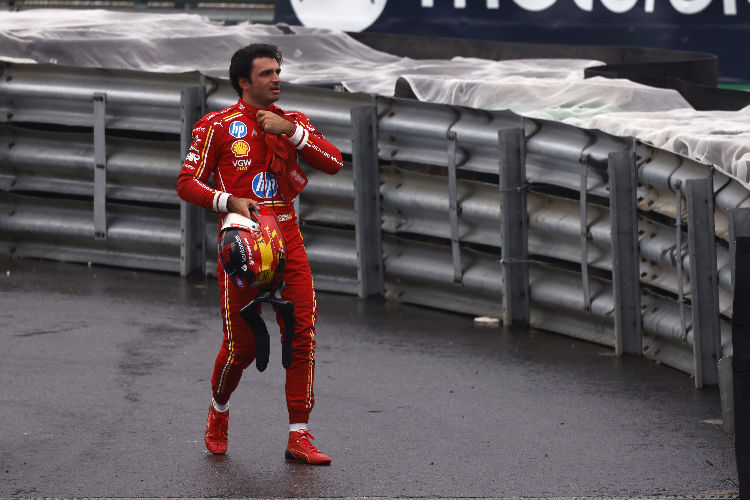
[229,43,283,97]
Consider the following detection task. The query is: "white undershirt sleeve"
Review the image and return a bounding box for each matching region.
[287,123,309,150]
[216,192,231,212]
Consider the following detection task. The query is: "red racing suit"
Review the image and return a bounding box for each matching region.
[176,98,343,424]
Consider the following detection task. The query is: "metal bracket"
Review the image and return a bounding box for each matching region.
[579,160,591,312]
[674,181,688,341]
[608,151,642,355]
[447,130,462,284]
[93,92,107,240]
[498,127,530,328]
[179,86,206,277]
[351,103,384,298]
[686,177,721,388]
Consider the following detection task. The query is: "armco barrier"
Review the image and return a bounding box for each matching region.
[1,62,748,400]
[0,0,275,24]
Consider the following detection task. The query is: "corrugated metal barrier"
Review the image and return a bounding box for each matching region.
[2,62,748,407]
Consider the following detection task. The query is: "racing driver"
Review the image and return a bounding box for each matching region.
[176,43,343,465]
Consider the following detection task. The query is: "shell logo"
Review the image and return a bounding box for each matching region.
[232,140,250,157]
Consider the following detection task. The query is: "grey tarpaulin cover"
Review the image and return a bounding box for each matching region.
[1,9,748,187]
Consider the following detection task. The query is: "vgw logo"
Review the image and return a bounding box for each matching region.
[291,0,388,31]
[252,172,278,199]
[232,159,251,171]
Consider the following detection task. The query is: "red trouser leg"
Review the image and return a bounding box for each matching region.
[276,221,316,424]
[210,220,317,424]
[211,271,258,406]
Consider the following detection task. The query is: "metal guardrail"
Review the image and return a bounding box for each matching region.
[0,0,275,24]
[1,62,748,403]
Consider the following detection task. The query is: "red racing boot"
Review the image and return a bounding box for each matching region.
[285,430,332,465]
[204,404,229,455]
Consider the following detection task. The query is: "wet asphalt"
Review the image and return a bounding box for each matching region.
[0,256,739,498]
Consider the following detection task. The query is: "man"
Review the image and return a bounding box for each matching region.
[176,43,343,465]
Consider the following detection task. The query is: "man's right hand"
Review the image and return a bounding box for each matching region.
[227,195,260,219]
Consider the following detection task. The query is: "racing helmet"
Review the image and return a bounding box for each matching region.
[218,207,286,290]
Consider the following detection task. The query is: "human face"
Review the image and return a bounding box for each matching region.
[239,57,282,108]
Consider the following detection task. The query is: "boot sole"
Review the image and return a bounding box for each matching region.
[205,439,227,455]
[285,450,331,465]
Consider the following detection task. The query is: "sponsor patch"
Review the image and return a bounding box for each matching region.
[185,152,201,163]
[232,159,251,171]
[220,242,234,266]
[234,234,246,263]
[290,169,305,183]
[229,121,247,138]
[231,140,250,157]
[252,172,278,199]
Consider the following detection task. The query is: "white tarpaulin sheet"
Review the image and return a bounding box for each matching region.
[1,9,748,187]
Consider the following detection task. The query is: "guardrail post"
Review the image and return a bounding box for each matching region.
[723,207,750,436]
[579,159,591,311]
[498,128,529,328]
[447,130,463,284]
[730,208,750,292]
[733,234,750,496]
[179,87,205,277]
[674,182,689,343]
[686,177,720,388]
[608,151,642,355]
[93,92,107,240]
[351,104,384,298]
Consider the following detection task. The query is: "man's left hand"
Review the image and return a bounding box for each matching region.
[257,110,295,136]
